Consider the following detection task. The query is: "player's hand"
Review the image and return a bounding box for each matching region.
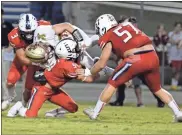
[76,68,85,76]
[76,68,91,76]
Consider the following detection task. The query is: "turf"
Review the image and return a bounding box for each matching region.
[2,102,182,135]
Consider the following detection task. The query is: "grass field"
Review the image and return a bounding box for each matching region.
[2,102,182,134]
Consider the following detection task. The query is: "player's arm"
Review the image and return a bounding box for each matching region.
[15,47,32,65]
[65,62,95,83]
[76,74,95,83]
[52,23,83,42]
[90,42,112,76]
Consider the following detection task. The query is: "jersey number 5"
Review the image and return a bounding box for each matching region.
[113,22,139,43]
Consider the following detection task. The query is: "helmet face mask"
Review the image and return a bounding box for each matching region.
[19,30,35,44]
[18,14,38,44]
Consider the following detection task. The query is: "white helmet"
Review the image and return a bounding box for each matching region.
[18,14,38,44]
[34,25,59,48]
[55,38,80,60]
[95,14,118,36]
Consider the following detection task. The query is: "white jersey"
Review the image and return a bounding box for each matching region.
[33,24,99,70]
[33,25,59,48]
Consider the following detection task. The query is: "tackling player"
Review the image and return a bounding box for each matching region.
[7,39,95,118]
[78,14,182,122]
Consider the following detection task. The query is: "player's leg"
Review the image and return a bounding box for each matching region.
[143,70,182,122]
[84,61,137,119]
[132,77,144,107]
[49,88,78,113]
[138,74,164,108]
[23,65,41,106]
[83,52,167,119]
[2,57,27,111]
[7,85,51,118]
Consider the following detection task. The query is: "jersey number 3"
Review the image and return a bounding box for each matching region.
[113,22,139,43]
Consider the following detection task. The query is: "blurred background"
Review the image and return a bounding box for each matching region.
[1,1,182,106]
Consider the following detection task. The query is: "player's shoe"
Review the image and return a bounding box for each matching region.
[45,108,68,117]
[174,112,182,123]
[2,96,15,111]
[2,100,11,111]
[7,101,23,117]
[83,107,98,120]
[109,101,124,106]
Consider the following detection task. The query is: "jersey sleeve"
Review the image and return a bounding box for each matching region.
[8,28,24,49]
[98,34,110,50]
[38,20,51,26]
[64,61,79,78]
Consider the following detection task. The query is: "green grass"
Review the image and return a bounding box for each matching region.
[2,102,182,135]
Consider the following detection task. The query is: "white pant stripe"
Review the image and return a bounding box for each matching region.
[27,88,37,109]
[112,63,132,80]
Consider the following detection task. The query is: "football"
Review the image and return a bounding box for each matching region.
[25,44,47,63]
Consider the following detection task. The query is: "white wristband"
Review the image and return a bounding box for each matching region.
[82,76,87,82]
[84,68,91,76]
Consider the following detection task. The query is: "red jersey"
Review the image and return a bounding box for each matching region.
[44,59,79,88]
[8,20,51,49]
[98,22,152,59]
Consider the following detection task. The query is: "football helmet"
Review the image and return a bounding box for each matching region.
[18,14,38,44]
[55,38,80,60]
[95,14,118,36]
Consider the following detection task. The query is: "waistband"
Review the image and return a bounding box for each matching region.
[134,50,154,55]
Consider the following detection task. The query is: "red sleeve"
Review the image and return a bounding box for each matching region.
[8,28,25,49]
[38,20,51,26]
[98,33,110,50]
[64,61,79,78]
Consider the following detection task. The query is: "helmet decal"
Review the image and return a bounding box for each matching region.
[26,15,31,29]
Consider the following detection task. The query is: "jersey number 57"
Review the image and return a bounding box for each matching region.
[113,22,139,43]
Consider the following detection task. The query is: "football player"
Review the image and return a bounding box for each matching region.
[77,14,182,122]
[2,14,51,111]
[7,39,96,118]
